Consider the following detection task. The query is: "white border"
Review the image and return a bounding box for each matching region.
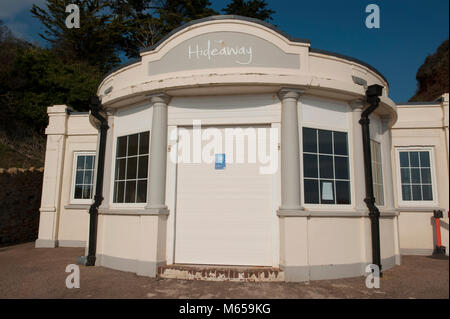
[395,146,438,207]
[70,151,95,204]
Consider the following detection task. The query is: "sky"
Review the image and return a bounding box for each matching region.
[1,0,449,103]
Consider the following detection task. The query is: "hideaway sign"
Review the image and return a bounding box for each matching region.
[215,154,226,169]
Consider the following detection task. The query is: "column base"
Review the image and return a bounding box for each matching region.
[35,239,57,248]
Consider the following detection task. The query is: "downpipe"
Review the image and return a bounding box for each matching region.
[359,84,384,275]
[82,96,109,267]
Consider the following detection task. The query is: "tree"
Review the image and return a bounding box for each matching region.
[31,0,122,72]
[109,0,162,58]
[157,0,218,40]
[110,0,218,59]
[409,39,449,102]
[222,0,275,21]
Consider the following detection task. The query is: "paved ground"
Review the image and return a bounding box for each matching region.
[0,242,448,299]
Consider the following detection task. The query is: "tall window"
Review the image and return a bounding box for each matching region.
[113,131,150,203]
[370,140,384,206]
[72,153,95,202]
[303,127,351,205]
[398,150,434,202]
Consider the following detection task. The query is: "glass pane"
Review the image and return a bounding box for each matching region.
[377,185,384,206]
[319,155,334,179]
[410,152,419,167]
[84,170,93,185]
[75,170,84,185]
[402,184,412,201]
[372,165,378,184]
[85,156,94,169]
[136,180,147,203]
[422,185,433,201]
[376,163,383,186]
[421,168,431,184]
[411,168,421,184]
[82,185,92,199]
[334,156,349,180]
[412,185,422,201]
[318,130,333,154]
[304,179,319,204]
[139,131,150,155]
[114,181,125,203]
[76,156,85,169]
[116,158,126,180]
[117,136,127,157]
[400,168,410,184]
[419,152,430,167]
[399,152,409,167]
[74,185,83,199]
[126,157,137,179]
[303,154,318,178]
[138,156,149,179]
[336,181,350,204]
[125,181,137,203]
[128,134,139,156]
[333,131,348,155]
[320,180,335,204]
[303,128,317,153]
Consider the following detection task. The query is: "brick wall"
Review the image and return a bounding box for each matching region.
[0,168,43,246]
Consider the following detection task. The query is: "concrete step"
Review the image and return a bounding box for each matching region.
[158,264,284,282]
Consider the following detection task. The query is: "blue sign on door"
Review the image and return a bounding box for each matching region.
[215,154,226,169]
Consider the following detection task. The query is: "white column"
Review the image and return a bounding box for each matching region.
[146,93,170,214]
[35,105,69,248]
[277,88,304,214]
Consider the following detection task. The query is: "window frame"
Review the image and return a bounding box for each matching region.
[70,152,96,204]
[301,125,353,209]
[395,147,438,207]
[110,130,150,208]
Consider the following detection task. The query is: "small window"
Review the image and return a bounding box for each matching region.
[370,140,384,206]
[72,153,95,202]
[113,131,150,203]
[398,150,434,202]
[303,127,351,205]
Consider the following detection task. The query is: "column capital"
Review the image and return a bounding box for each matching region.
[349,99,365,110]
[148,92,170,105]
[278,88,304,101]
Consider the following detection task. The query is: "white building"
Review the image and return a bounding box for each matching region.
[35,16,448,282]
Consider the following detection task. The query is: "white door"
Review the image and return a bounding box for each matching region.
[174,125,274,266]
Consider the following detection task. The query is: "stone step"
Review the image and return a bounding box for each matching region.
[158,264,284,282]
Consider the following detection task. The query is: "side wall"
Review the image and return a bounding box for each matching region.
[391,95,449,256]
[35,106,98,248]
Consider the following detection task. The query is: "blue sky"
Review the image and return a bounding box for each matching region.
[1,0,448,102]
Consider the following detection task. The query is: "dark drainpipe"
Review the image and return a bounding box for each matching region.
[84,96,109,266]
[359,84,384,275]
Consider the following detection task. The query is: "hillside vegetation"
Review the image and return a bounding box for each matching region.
[409,39,449,102]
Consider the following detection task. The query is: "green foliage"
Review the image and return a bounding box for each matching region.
[110,0,218,58]
[410,39,449,102]
[12,47,102,133]
[222,0,275,21]
[31,0,122,72]
[157,0,218,36]
[0,22,102,136]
